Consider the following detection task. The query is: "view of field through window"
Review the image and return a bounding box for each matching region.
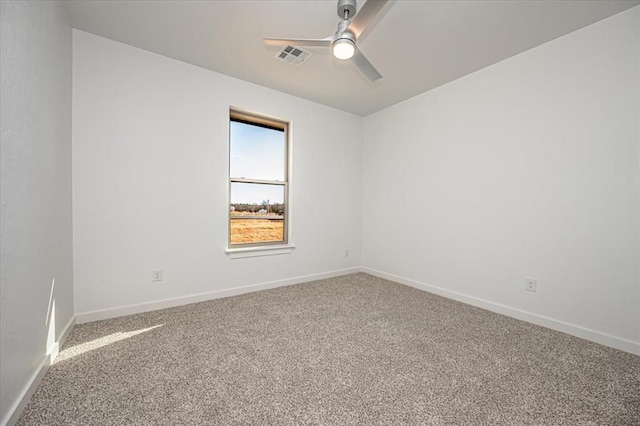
[229,116,287,245]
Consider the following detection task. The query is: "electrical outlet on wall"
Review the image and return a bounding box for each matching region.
[152,269,162,282]
[525,278,537,292]
[345,249,350,258]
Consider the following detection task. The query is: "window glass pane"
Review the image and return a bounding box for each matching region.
[230,120,285,181]
[230,182,285,244]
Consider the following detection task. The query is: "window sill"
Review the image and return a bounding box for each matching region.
[225,244,295,259]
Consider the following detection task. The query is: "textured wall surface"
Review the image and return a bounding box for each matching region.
[362,7,640,351]
[0,1,74,422]
[72,30,363,315]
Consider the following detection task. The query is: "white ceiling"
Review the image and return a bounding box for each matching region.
[64,0,639,116]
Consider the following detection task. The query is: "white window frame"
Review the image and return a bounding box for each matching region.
[225,108,294,258]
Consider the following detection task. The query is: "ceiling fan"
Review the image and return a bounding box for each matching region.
[264,0,389,82]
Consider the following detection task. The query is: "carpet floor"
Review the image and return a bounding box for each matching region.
[18,273,640,425]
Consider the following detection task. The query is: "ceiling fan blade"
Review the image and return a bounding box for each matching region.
[347,0,388,39]
[352,48,382,82]
[264,37,333,47]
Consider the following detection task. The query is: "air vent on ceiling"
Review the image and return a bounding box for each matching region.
[276,45,312,66]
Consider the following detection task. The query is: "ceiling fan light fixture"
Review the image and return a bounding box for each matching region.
[264,0,386,81]
[332,37,355,60]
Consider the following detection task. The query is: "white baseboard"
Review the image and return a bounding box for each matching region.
[361,267,639,356]
[76,267,361,324]
[1,316,76,426]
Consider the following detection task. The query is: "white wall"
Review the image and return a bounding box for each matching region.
[72,31,362,317]
[0,1,74,423]
[362,7,640,352]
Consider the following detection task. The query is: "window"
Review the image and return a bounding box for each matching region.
[229,110,289,248]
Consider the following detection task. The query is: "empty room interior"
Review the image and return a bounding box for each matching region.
[2,0,640,424]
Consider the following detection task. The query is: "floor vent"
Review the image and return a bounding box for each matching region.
[276,45,312,66]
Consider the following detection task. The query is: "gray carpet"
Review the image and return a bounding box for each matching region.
[18,273,640,425]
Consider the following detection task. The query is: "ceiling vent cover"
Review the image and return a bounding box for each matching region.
[276,46,312,66]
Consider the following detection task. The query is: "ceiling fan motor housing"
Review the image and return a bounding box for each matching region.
[337,0,357,19]
[335,31,356,45]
